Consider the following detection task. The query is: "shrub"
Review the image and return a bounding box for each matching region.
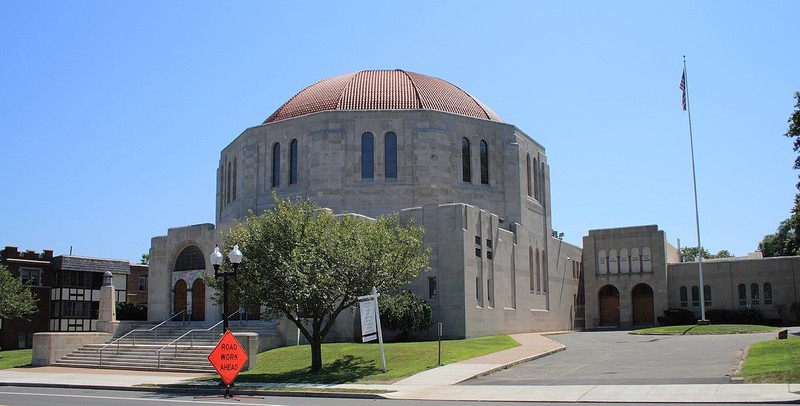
[116,303,147,320]
[706,308,764,325]
[378,290,432,341]
[657,308,696,326]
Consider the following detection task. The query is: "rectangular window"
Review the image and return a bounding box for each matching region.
[138,275,148,292]
[475,248,482,257]
[487,251,493,260]
[20,268,42,286]
[475,236,481,245]
[428,277,437,299]
[18,331,31,349]
[486,239,493,249]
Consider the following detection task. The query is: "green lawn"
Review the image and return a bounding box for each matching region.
[631,324,779,335]
[0,349,32,369]
[738,336,800,383]
[231,335,518,384]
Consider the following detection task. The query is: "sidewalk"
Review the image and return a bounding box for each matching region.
[1,332,799,403]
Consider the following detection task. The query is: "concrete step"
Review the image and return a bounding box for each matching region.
[55,320,277,373]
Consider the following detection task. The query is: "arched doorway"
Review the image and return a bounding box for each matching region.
[174,280,188,320]
[598,285,620,326]
[632,283,655,325]
[192,279,205,321]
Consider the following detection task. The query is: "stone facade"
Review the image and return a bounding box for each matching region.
[583,225,800,328]
[148,70,584,340]
[668,256,800,321]
[582,225,676,329]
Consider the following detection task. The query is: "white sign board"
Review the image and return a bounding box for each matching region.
[360,299,377,342]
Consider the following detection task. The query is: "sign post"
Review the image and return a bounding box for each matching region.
[207,330,248,399]
[437,322,443,366]
[358,288,386,372]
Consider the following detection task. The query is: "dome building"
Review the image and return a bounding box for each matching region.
[148,70,583,341]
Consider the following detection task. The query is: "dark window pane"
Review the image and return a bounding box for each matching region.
[385,132,397,179]
[361,133,374,179]
[480,140,489,185]
[272,143,281,187]
[290,139,298,185]
[462,138,471,182]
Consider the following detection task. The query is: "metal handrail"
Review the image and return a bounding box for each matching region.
[155,310,239,368]
[98,310,187,365]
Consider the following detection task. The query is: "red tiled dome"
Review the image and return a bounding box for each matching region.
[264,70,502,123]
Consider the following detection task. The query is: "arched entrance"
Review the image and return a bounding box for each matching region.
[598,285,620,326]
[632,283,655,325]
[174,280,188,320]
[192,279,205,321]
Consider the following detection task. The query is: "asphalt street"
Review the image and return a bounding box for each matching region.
[462,329,782,386]
[1,386,787,406]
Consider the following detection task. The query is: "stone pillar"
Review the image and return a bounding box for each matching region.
[96,271,120,335]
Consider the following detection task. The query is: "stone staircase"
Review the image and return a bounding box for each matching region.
[53,320,279,373]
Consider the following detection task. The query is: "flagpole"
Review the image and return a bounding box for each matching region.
[682,56,708,323]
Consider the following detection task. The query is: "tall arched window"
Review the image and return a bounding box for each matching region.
[679,286,688,307]
[174,246,205,271]
[361,132,374,179]
[480,140,489,185]
[529,247,534,291]
[462,138,471,182]
[272,143,281,188]
[533,158,540,200]
[226,161,232,204]
[220,164,225,208]
[526,154,532,197]
[750,283,759,305]
[384,132,397,179]
[289,139,298,185]
[738,284,747,306]
[764,283,773,304]
[232,157,237,201]
[703,285,712,307]
[691,286,700,307]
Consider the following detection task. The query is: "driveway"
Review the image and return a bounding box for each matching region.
[462,329,790,385]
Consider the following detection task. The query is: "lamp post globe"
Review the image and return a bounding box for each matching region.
[209,244,243,332]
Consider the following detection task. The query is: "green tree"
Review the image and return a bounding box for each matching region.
[759,92,800,257]
[680,246,712,261]
[379,290,432,342]
[211,195,430,372]
[140,253,149,265]
[679,247,734,261]
[714,250,733,258]
[0,265,38,319]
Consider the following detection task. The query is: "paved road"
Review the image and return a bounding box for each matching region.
[463,329,784,386]
[1,386,786,406]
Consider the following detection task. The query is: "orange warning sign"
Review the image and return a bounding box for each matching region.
[207,330,248,386]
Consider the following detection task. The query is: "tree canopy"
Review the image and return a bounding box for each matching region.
[679,247,734,261]
[759,91,800,257]
[211,195,430,372]
[0,265,38,320]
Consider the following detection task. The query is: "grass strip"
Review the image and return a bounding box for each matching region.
[738,336,800,383]
[209,334,519,384]
[631,324,779,335]
[0,349,32,369]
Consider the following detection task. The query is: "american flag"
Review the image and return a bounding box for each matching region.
[679,70,687,111]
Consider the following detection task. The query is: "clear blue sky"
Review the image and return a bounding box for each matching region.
[2,1,798,263]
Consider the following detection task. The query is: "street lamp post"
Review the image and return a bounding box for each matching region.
[210,244,243,332]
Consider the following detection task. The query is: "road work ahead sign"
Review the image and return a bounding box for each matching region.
[207,330,248,386]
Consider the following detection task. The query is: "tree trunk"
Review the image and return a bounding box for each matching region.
[310,336,323,372]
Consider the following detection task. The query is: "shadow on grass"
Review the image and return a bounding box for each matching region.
[236,355,381,384]
[680,325,700,335]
